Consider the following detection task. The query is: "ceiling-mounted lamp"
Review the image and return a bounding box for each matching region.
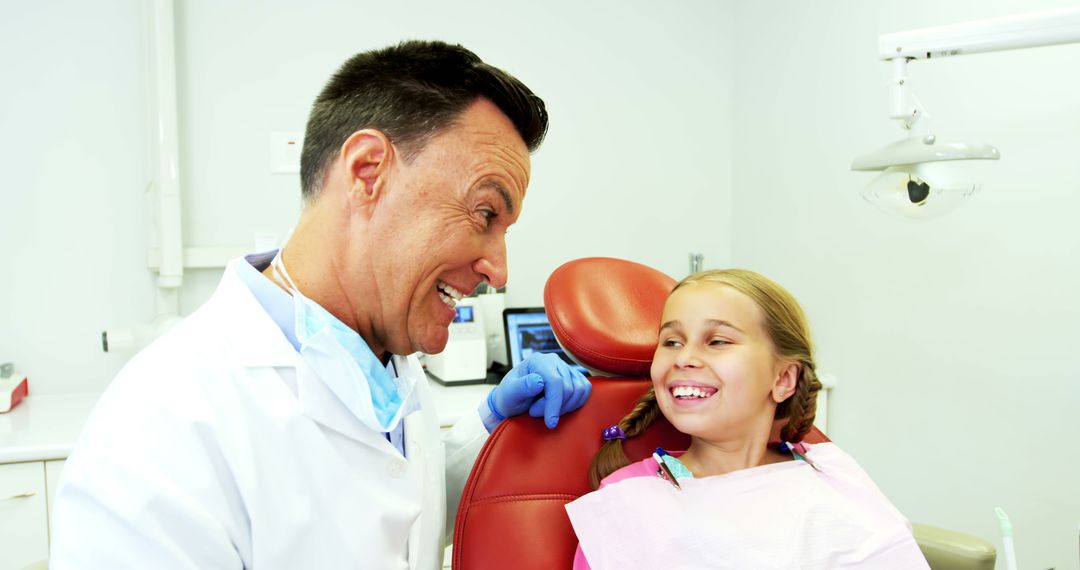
[852,7,1080,219]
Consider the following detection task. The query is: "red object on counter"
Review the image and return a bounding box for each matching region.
[0,376,28,413]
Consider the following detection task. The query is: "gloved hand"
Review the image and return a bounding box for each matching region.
[488,352,591,429]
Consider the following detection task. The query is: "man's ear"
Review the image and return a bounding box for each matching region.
[339,129,393,206]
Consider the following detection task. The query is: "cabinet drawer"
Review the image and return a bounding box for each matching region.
[0,462,49,569]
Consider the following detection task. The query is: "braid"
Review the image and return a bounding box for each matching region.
[778,361,822,443]
[620,388,661,438]
[588,388,660,489]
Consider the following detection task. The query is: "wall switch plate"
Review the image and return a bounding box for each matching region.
[269,131,302,174]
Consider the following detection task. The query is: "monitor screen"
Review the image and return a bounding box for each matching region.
[453,305,474,323]
[503,308,588,375]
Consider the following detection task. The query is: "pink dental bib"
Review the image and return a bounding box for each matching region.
[565,443,929,569]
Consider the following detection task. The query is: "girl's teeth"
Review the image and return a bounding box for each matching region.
[672,386,712,399]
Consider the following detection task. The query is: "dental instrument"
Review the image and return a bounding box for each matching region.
[995,507,1018,570]
[652,449,682,490]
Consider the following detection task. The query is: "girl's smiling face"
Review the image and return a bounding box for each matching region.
[650,282,789,442]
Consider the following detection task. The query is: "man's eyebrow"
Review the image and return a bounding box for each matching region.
[478,180,514,215]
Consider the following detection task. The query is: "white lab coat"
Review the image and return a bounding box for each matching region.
[50,261,489,569]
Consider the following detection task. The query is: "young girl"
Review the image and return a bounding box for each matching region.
[565,269,928,569]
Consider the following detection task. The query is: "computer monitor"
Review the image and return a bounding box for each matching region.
[502,307,588,375]
[453,305,475,324]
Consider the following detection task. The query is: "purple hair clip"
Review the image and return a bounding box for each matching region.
[601,425,626,441]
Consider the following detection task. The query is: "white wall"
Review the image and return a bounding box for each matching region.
[3,0,734,393]
[0,1,154,396]
[732,1,1080,568]
[172,0,735,314]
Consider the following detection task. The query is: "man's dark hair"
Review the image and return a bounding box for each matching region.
[300,40,549,200]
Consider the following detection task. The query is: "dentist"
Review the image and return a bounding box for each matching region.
[51,41,590,569]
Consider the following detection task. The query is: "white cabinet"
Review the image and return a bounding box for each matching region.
[0,394,98,570]
[0,461,49,570]
[45,460,66,543]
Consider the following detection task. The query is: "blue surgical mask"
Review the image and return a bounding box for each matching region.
[271,253,417,432]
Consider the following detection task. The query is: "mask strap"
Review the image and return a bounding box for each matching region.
[270,252,302,295]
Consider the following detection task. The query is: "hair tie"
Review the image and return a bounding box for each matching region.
[601,425,626,441]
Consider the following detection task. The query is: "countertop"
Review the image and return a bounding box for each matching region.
[424,376,494,428]
[0,377,494,464]
[0,392,101,464]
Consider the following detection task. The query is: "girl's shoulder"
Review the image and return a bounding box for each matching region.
[598,457,656,488]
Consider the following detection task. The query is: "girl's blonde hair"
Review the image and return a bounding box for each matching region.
[587,268,822,489]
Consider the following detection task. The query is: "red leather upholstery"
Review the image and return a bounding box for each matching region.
[453,379,688,570]
[452,258,827,570]
[544,257,676,377]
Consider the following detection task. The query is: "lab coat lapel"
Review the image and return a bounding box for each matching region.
[219,260,447,567]
[294,361,400,457]
[212,262,300,367]
[213,262,395,455]
[401,355,444,570]
[405,409,428,570]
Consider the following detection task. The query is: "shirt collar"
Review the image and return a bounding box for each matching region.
[235,249,300,351]
[233,251,399,378]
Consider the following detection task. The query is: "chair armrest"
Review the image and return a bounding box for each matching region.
[913,523,997,570]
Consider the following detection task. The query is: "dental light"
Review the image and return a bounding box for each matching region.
[852,7,1080,219]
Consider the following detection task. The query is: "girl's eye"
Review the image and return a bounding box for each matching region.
[661,339,683,348]
[709,338,730,346]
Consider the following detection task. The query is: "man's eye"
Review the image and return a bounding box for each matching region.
[478,208,497,226]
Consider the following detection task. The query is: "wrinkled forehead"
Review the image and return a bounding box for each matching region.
[417,99,531,198]
[460,99,532,183]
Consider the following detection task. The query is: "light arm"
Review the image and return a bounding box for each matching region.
[880,6,1080,61]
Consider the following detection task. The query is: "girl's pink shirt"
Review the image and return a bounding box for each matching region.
[570,455,673,570]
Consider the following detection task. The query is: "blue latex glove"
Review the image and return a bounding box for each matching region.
[488,352,591,429]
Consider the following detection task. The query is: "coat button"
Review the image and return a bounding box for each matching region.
[387,459,407,479]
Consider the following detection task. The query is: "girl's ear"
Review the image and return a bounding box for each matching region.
[772,361,800,403]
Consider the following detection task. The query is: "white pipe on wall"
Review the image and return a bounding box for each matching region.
[102,0,184,352]
[150,0,183,296]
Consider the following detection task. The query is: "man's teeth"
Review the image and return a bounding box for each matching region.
[671,386,713,399]
[437,281,464,308]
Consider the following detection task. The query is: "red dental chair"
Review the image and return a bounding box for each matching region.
[451,257,828,570]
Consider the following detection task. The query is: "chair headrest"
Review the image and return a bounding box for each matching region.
[544,257,677,377]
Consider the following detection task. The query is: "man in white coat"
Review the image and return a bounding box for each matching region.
[50,41,590,569]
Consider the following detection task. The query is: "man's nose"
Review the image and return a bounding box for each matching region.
[473,237,508,290]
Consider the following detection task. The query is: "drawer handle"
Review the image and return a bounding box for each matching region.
[1,491,36,501]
